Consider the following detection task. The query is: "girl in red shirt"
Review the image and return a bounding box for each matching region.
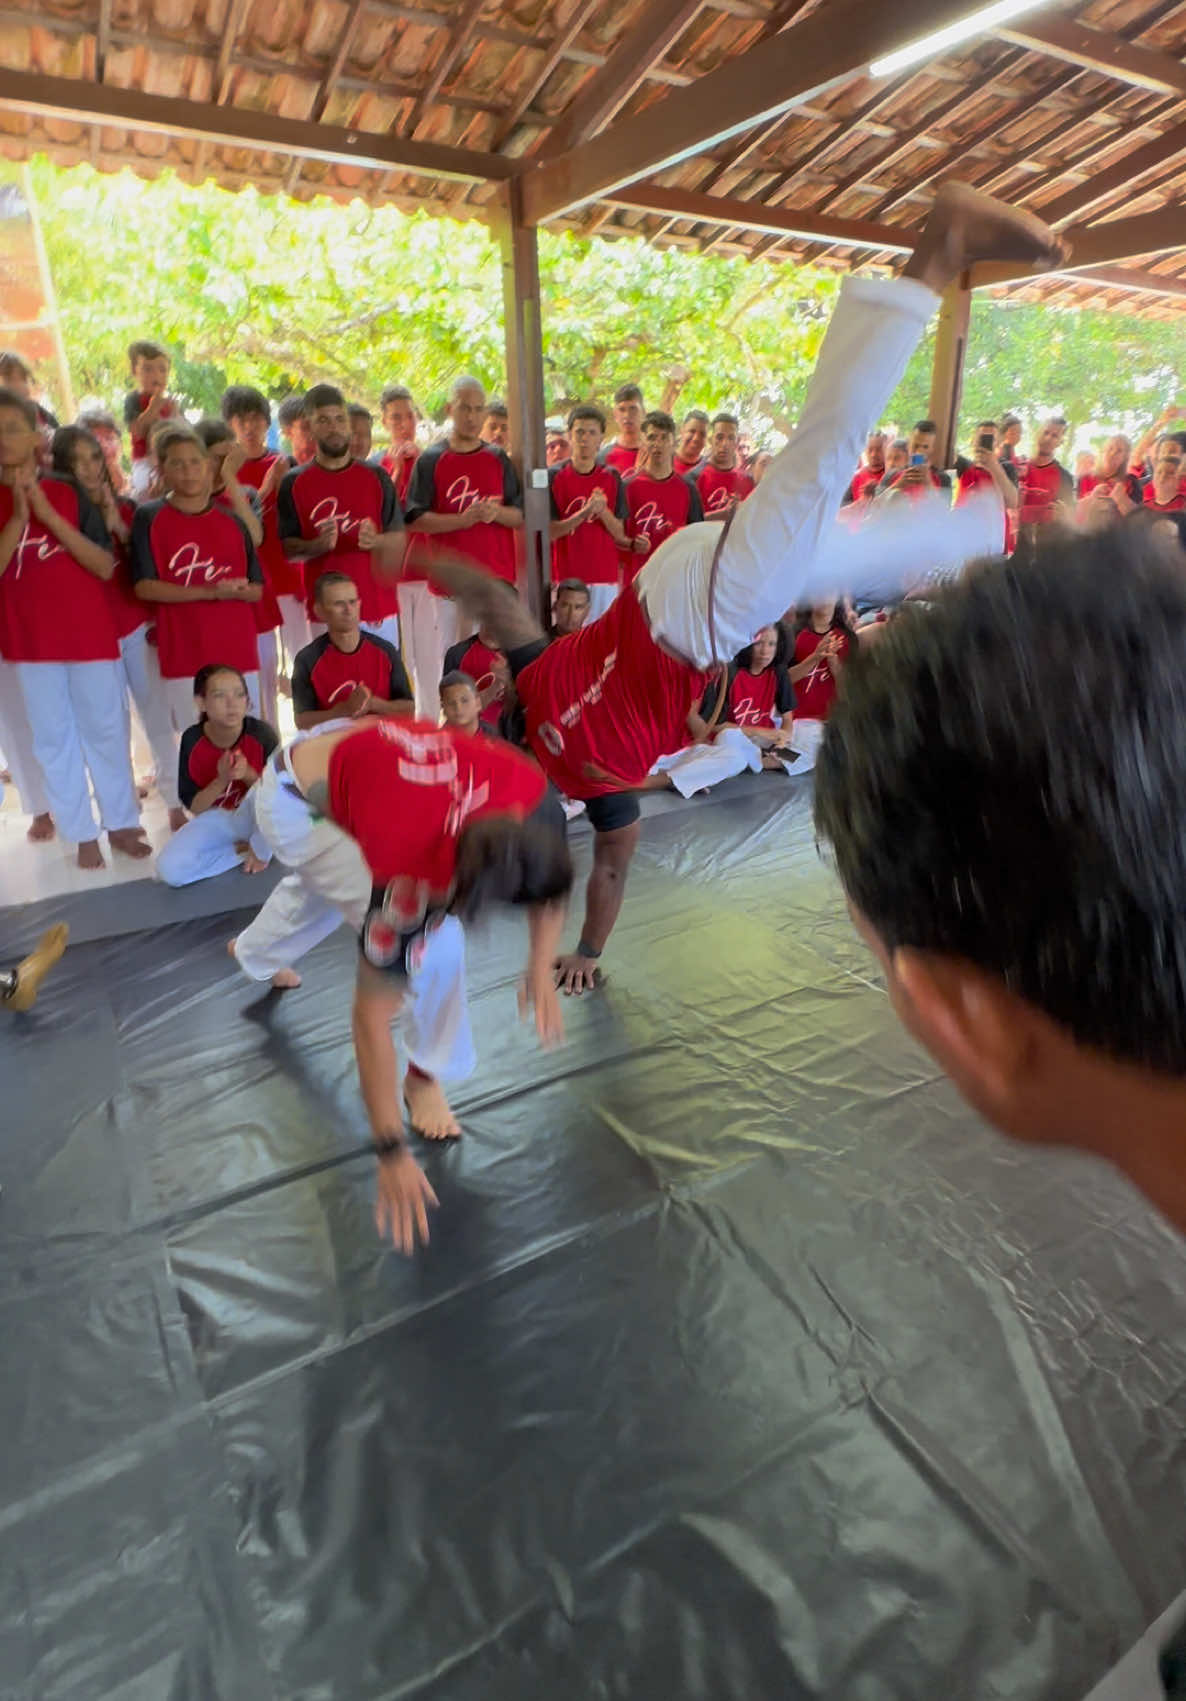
[784,601,857,773]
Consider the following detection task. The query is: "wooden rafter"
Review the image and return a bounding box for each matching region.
[404,0,488,137]
[1036,114,1186,227]
[998,14,1186,98]
[973,202,1186,287]
[95,0,112,83]
[286,0,372,194]
[193,0,260,184]
[602,184,914,250]
[543,0,708,157]
[486,0,603,153]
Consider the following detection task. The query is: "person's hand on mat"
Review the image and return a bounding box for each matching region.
[374,1147,439,1254]
[553,952,600,997]
[519,963,566,1048]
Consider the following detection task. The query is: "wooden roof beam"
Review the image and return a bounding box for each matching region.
[0,68,515,181]
[601,185,915,251]
[998,15,1186,97]
[519,0,1009,225]
[1032,116,1186,227]
[95,0,112,83]
[404,0,487,137]
[543,0,709,156]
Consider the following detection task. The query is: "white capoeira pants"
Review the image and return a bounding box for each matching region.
[0,657,50,817]
[234,757,476,1083]
[156,791,271,886]
[651,725,764,796]
[164,670,261,736]
[119,625,180,808]
[636,274,1004,668]
[15,660,140,845]
[277,594,311,674]
[398,580,459,719]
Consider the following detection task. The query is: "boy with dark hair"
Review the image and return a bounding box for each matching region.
[0,387,147,869]
[131,424,263,728]
[277,383,405,648]
[123,339,178,497]
[378,385,419,502]
[876,417,952,498]
[277,395,316,467]
[441,625,509,729]
[348,404,374,462]
[548,403,629,620]
[1017,415,1073,528]
[623,410,703,576]
[674,409,709,478]
[221,385,307,681]
[439,669,492,737]
[551,578,591,637]
[602,384,645,475]
[480,401,510,451]
[291,571,413,728]
[815,530,1186,1236]
[696,413,756,517]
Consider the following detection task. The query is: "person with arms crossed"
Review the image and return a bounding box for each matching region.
[548,405,629,621]
[291,572,414,729]
[0,389,148,870]
[427,183,1066,994]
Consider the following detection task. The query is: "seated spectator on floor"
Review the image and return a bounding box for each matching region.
[877,419,951,497]
[784,598,856,773]
[348,404,373,462]
[846,432,887,503]
[131,424,264,729]
[77,409,129,494]
[291,571,413,729]
[481,401,510,451]
[157,664,277,886]
[550,578,592,638]
[1076,433,1142,526]
[648,624,796,797]
[674,409,709,477]
[442,623,510,728]
[549,405,629,620]
[439,669,497,738]
[1142,433,1186,514]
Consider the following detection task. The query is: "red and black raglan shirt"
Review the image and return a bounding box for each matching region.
[548,461,628,587]
[622,470,704,585]
[130,499,263,681]
[516,583,710,802]
[1079,471,1144,506]
[792,626,851,721]
[213,487,280,634]
[708,662,795,730]
[601,442,640,477]
[122,391,178,461]
[1143,485,1186,513]
[177,715,278,812]
[107,494,146,641]
[327,720,547,975]
[442,632,507,727]
[404,442,522,594]
[673,454,703,479]
[239,452,303,601]
[953,462,1017,551]
[291,631,412,715]
[1016,457,1074,526]
[696,462,755,516]
[277,459,402,623]
[845,464,883,504]
[0,477,120,664]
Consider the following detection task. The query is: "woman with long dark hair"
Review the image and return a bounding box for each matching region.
[648,623,797,796]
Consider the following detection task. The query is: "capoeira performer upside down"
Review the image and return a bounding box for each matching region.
[432,183,1067,994]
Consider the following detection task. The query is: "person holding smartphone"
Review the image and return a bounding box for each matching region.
[875,419,952,498]
[954,420,1018,550]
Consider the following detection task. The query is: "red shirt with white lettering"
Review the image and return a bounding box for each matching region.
[404,442,522,592]
[177,715,277,811]
[277,459,402,622]
[696,462,755,516]
[442,633,506,727]
[516,583,710,800]
[213,488,281,633]
[238,452,301,599]
[123,390,178,460]
[290,630,412,714]
[107,494,145,641]
[623,471,704,585]
[1016,457,1072,526]
[793,626,849,721]
[602,443,640,477]
[0,477,119,663]
[722,663,794,729]
[548,462,627,587]
[130,499,263,681]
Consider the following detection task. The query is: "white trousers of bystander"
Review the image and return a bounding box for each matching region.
[650,725,764,797]
[15,659,140,845]
[0,656,50,817]
[119,625,180,808]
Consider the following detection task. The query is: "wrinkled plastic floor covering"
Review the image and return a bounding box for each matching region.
[2,783,1183,1700]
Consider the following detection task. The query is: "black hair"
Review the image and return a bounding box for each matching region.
[1047,415,1068,428]
[0,350,32,382]
[614,384,644,405]
[1000,413,1021,429]
[277,395,306,430]
[913,418,938,435]
[567,403,606,431]
[380,385,414,409]
[712,412,739,429]
[1159,431,1186,454]
[153,423,204,462]
[192,417,231,449]
[555,578,590,598]
[642,410,676,436]
[313,570,358,603]
[814,529,1186,1076]
[303,383,345,415]
[0,385,38,429]
[682,408,709,426]
[348,403,373,423]
[484,401,508,419]
[129,340,168,367]
[192,663,249,725]
[976,419,998,432]
[794,600,853,641]
[221,385,271,425]
[439,670,477,695]
[451,804,573,925]
[735,622,789,671]
[50,424,109,491]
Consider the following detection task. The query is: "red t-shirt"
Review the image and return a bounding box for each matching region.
[696,462,755,516]
[277,460,402,622]
[726,666,778,728]
[177,715,277,811]
[213,488,281,633]
[1017,458,1070,526]
[602,443,641,476]
[442,633,506,726]
[1143,486,1186,512]
[793,626,849,721]
[130,499,263,681]
[238,452,301,599]
[107,494,145,641]
[623,471,704,584]
[380,446,419,505]
[848,465,883,502]
[123,391,178,460]
[548,462,627,587]
[328,720,546,894]
[673,454,702,479]
[517,583,710,800]
[0,477,120,664]
[290,630,411,714]
[404,442,522,593]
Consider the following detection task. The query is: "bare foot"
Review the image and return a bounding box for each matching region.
[109,827,152,859]
[554,951,602,995]
[404,1071,461,1140]
[907,182,1068,295]
[242,850,269,874]
[78,839,105,870]
[168,806,188,832]
[271,968,301,989]
[27,813,55,842]
[3,923,69,1011]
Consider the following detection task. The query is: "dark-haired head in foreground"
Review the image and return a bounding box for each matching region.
[814,528,1186,1232]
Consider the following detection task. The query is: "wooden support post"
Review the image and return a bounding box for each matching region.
[494,179,549,620]
[928,275,970,471]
